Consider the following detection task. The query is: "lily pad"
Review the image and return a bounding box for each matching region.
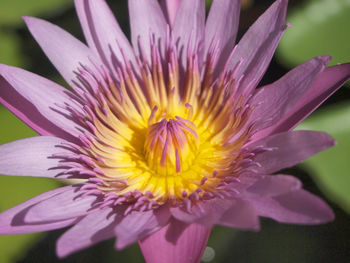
[298,102,350,214]
[277,0,350,67]
[0,107,60,263]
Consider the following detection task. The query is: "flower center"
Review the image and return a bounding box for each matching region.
[111,105,222,203]
[56,37,256,211]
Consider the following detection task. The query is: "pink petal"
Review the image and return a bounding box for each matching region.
[173,0,205,69]
[0,77,61,139]
[248,130,336,174]
[56,207,118,258]
[129,0,167,62]
[170,198,232,226]
[205,0,241,71]
[74,0,135,71]
[250,56,330,134]
[139,219,211,263]
[0,136,73,178]
[114,206,171,249]
[23,16,101,87]
[249,189,334,224]
[218,198,260,230]
[160,0,182,27]
[245,174,302,198]
[0,64,84,140]
[229,0,288,95]
[24,185,97,223]
[259,63,350,137]
[170,193,259,231]
[0,186,78,234]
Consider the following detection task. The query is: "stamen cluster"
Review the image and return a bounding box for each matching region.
[54,35,263,214]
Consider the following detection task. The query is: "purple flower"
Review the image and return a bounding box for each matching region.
[0,0,350,262]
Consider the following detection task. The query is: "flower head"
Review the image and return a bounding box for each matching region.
[0,0,350,262]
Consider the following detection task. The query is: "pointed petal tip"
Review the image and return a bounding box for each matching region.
[315,207,335,224]
[114,233,140,250]
[21,15,30,21]
[304,205,335,225]
[56,239,75,259]
[22,15,53,26]
[114,240,127,250]
[251,189,336,225]
[319,131,337,147]
[326,208,335,223]
[22,16,48,33]
[318,55,332,65]
[56,246,67,259]
[299,55,332,68]
[22,16,39,25]
[250,220,261,232]
[114,233,132,250]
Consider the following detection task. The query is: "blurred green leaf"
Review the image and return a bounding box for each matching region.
[0,30,25,68]
[0,0,73,69]
[206,0,213,9]
[207,226,237,263]
[0,177,61,263]
[0,106,36,144]
[0,0,72,26]
[277,0,350,67]
[0,107,60,262]
[298,102,350,214]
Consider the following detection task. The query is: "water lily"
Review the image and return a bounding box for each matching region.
[0,0,350,262]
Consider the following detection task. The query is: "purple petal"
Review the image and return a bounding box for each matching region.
[218,199,260,230]
[245,174,302,198]
[24,185,97,223]
[170,198,232,226]
[56,207,118,258]
[74,0,135,71]
[23,16,101,86]
[248,130,336,174]
[250,56,330,134]
[129,0,167,62]
[0,136,74,178]
[0,64,84,140]
[0,77,63,139]
[205,0,241,71]
[228,0,288,95]
[258,63,350,138]
[160,0,182,27]
[0,186,78,234]
[114,206,171,249]
[249,189,334,224]
[139,219,211,263]
[173,0,205,69]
